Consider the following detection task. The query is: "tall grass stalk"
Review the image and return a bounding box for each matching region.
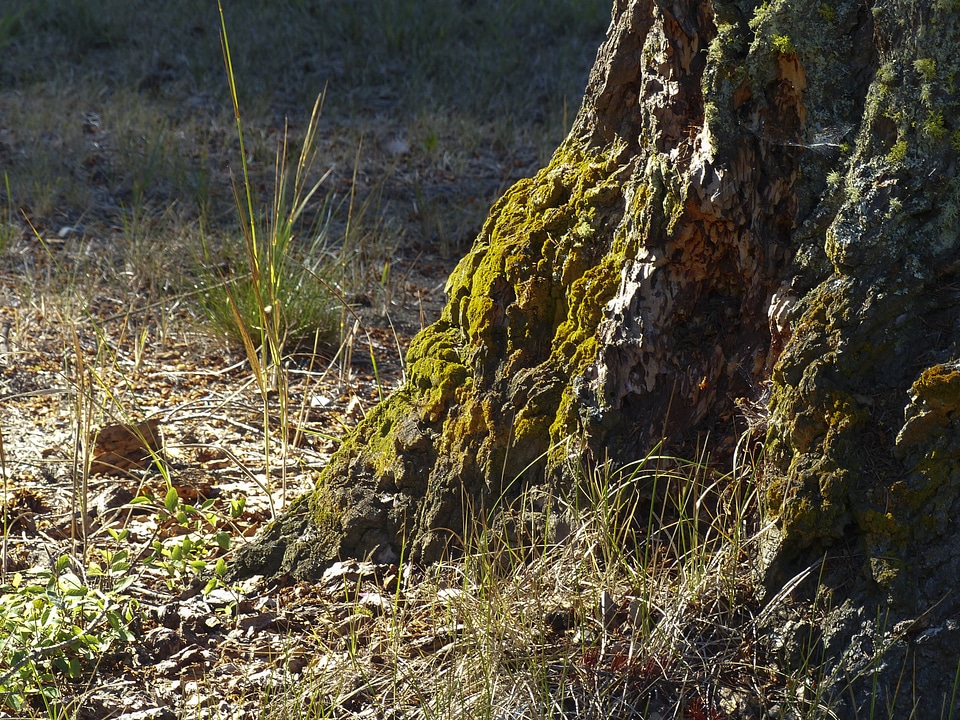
[949,657,960,720]
[216,3,341,508]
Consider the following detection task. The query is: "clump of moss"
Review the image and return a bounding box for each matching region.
[923,110,948,140]
[914,57,937,80]
[771,34,797,56]
[877,61,897,85]
[886,139,908,164]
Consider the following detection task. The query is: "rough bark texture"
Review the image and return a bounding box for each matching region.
[235,1,960,715]
[757,1,960,714]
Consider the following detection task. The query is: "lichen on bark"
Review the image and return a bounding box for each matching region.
[762,0,960,588]
[756,0,960,714]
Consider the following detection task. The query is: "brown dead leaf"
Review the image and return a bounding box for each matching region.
[90,418,163,476]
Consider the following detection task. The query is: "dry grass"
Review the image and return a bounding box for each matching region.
[247,450,780,720]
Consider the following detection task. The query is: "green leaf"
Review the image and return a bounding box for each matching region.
[215,558,228,577]
[114,576,136,593]
[216,532,231,551]
[164,486,179,514]
[3,689,25,710]
[55,555,70,574]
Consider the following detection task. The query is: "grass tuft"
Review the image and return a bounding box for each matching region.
[249,446,777,719]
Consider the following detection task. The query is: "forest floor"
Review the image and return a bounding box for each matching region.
[0,2,799,719]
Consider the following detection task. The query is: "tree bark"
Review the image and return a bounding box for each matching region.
[236,1,960,715]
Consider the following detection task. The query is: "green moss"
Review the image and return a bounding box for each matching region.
[817,3,836,23]
[914,57,937,80]
[886,139,908,164]
[703,101,719,129]
[772,34,797,56]
[859,509,908,545]
[369,139,631,488]
[405,324,471,423]
[309,482,343,533]
[748,2,772,32]
[878,62,896,85]
[886,196,903,218]
[513,414,552,456]
[923,110,948,140]
[913,364,960,406]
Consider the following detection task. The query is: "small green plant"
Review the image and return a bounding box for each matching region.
[0,554,138,715]
[0,470,244,713]
[0,173,16,252]
[132,485,237,593]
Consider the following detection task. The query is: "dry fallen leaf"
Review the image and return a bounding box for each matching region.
[90,418,163,476]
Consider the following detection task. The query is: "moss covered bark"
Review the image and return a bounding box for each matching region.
[236,2,960,714]
[753,1,960,714]
[759,0,960,584]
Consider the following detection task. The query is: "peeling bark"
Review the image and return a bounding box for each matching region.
[236,1,960,715]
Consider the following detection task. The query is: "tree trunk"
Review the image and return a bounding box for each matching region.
[236,1,960,715]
